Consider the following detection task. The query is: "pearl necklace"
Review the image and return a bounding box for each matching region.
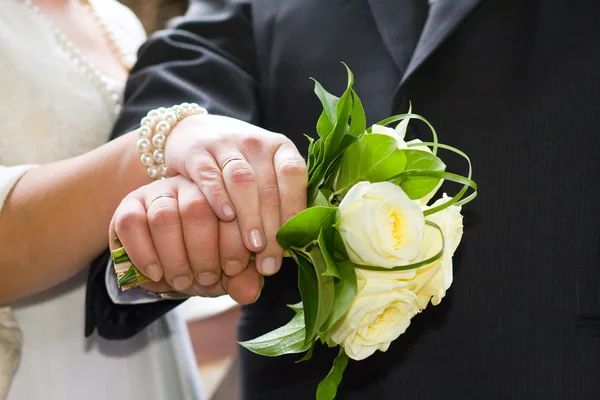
[23,0,137,116]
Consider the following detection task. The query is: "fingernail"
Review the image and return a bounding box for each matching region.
[222,204,235,219]
[196,272,217,286]
[146,264,163,282]
[223,260,242,276]
[261,257,278,275]
[249,229,265,249]
[172,276,191,291]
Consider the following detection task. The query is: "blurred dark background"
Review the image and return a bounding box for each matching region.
[121,0,188,33]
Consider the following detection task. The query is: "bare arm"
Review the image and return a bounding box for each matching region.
[0,132,149,304]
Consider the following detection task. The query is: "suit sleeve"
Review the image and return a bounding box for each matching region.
[85,0,257,340]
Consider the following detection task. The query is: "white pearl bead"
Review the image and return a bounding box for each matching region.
[138,126,152,139]
[137,138,152,153]
[141,116,156,128]
[163,112,177,125]
[189,103,201,113]
[25,0,126,117]
[159,164,168,178]
[152,134,166,149]
[180,103,190,113]
[197,107,208,115]
[147,165,160,179]
[148,110,159,118]
[156,107,168,115]
[153,149,165,164]
[156,121,171,135]
[140,153,154,167]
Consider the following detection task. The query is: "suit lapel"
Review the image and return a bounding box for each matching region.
[366,0,483,86]
[401,0,483,85]
[365,0,429,75]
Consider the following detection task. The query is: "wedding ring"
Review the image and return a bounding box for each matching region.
[221,156,245,170]
[148,193,175,207]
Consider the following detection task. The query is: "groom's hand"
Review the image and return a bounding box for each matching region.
[110,175,262,304]
[164,115,308,277]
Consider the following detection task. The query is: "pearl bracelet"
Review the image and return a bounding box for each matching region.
[136,103,208,179]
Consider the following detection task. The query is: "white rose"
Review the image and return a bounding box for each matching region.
[370,124,408,149]
[338,181,425,268]
[412,194,463,309]
[328,268,420,360]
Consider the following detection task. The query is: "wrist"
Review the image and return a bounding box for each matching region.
[136,103,208,180]
[116,132,154,193]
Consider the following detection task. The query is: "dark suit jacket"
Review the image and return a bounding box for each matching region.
[86,0,600,398]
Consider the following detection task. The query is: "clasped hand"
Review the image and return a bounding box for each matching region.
[109,115,307,304]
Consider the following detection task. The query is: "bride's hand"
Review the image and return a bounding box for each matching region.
[164,114,308,276]
[109,175,262,304]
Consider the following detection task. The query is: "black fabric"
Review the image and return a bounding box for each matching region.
[86,0,600,398]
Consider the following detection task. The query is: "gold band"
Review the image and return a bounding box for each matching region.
[221,156,245,170]
[148,193,175,207]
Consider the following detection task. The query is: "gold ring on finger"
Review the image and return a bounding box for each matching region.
[221,156,245,170]
[148,193,175,207]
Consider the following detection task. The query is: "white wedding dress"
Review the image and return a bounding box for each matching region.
[0,1,203,399]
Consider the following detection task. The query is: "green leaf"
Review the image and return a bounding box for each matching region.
[295,249,335,346]
[287,302,303,313]
[306,134,317,173]
[307,64,362,205]
[312,81,339,138]
[296,343,315,363]
[313,190,330,207]
[325,91,351,147]
[322,261,357,333]
[322,68,353,160]
[318,228,340,278]
[238,310,310,356]
[346,89,366,139]
[277,206,338,249]
[392,169,478,216]
[307,163,325,206]
[405,141,478,210]
[398,149,445,199]
[309,139,325,177]
[316,348,349,400]
[334,134,408,196]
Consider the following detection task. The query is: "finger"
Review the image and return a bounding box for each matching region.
[225,262,264,305]
[146,193,193,291]
[178,181,221,287]
[274,140,308,224]
[186,150,236,221]
[219,219,250,277]
[185,281,227,297]
[246,151,283,276]
[214,150,266,253]
[112,197,163,282]
[140,280,226,298]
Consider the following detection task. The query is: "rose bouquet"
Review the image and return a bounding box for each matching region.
[238,65,477,399]
[111,64,477,399]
